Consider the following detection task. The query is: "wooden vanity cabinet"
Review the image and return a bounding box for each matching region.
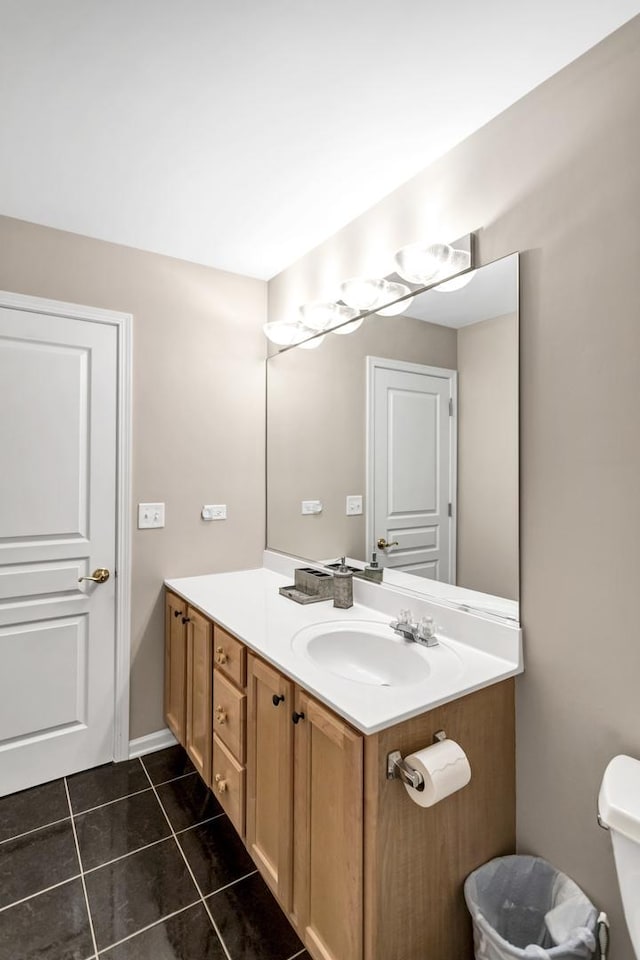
[164,591,188,744]
[212,624,248,836]
[246,654,294,909]
[185,606,213,783]
[292,689,363,960]
[165,591,516,960]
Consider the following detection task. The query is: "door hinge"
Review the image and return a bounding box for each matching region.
[449,398,454,416]
[448,502,452,518]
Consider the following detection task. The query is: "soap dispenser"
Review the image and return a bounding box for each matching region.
[333,557,353,609]
[364,551,383,583]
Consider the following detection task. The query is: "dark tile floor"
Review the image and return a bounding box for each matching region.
[0,745,309,960]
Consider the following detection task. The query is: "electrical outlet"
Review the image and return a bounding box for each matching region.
[346,495,363,516]
[301,500,323,515]
[202,504,227,520]
[138,502,165,529]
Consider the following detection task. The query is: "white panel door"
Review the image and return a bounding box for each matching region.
[368,358,456,581]
[0,305,118,795]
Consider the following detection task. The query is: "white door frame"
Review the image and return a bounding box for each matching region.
[366,356,458,583]
[0,289,132,762]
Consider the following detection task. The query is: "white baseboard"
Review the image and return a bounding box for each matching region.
[129,728,177,759]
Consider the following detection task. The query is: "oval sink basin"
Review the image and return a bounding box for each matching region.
[291,619,453,687]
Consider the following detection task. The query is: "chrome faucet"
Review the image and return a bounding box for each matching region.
[389,609,439,647]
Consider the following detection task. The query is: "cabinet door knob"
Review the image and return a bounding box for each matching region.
[272,694,285,707]
[292,711,305,725]
[182,616,190,624]
[174,610,181,618]
[216,646,228,664]
[214,773,227,794]
[215,706,227,725]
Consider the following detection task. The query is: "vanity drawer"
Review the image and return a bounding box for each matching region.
[213,670,246,762]
[212,735,245,837]
[213,624,246,688]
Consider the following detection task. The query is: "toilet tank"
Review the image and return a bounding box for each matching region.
[599,754,640,959]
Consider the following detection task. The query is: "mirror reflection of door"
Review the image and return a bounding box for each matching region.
[367,358,456,581]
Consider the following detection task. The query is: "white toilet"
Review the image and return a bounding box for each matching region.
[599,754,640,958]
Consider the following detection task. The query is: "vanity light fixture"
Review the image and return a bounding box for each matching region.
[262,319,312,346]
[432,248,475,292]
[394,242,454,285]
[299,333,325,349]
[376,280,415,315]
[331,316,364,335]
[263,232,475,348]
[339,277,392,311]
[299,301,359,332]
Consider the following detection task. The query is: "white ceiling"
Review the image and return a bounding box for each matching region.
[1,1,639,280]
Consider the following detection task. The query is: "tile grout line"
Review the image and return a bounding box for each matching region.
[205,868,258,899]
[96,899,201,956]
[64,777,99,960]
[83,834,171,876]
[0,872,83,914]
[0,813,72,847]
[68,768,198,820]
[175,811,226,834]
[72,785,153,818]
[82,810,227,876]
[139,756,235,960]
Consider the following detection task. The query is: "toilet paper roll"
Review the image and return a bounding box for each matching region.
[403,739,471,807]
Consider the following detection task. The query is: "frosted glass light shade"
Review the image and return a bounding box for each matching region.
[376,281,414,316]
[332,317,363,335]
[299,333,325,349]
[434,248,475,291]
[299,301,359,332]
[339,277,390,311]
[263,320,310,346]
[394,242,453,284]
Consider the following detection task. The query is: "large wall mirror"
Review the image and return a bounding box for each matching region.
[266,253,519,619]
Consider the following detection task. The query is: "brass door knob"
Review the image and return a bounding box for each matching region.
[78,568,110,584]
[377,538,399,550]
[216,647,228,665]
[215,706,227,725]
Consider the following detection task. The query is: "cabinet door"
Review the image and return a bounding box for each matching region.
[164,591,187,745]
[185,606,213,783]
[293,691,363,960]
[246,654,293,909]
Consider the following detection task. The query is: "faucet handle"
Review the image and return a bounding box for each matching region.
[417,616,435,637]
[399,609,413,624]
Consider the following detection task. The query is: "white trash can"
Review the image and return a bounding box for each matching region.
[464,856,598,960]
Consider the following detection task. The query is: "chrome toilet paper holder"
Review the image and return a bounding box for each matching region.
[386,729,447,791]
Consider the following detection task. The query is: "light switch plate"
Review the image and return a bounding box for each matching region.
[202,504,227,520]
[302,500,323,515]
[138,502,165,529]
[346,495,363,516]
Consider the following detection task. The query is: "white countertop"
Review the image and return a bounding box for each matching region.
[165,560,522,735]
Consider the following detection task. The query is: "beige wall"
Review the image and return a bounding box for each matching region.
[457,313,518,600]
[267,312,457,560]
[0,216,267,740]
[269,18,640,957]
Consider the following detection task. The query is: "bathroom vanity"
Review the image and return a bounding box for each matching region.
[164,560,521,960]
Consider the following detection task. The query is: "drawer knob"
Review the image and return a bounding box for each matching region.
[215,706,227,725]
[214,773,227,794]
[173,610,181,618]
[272,694,285,707]
[182,616,191,625]
[216,646,228,665]
[292,711,305,725]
